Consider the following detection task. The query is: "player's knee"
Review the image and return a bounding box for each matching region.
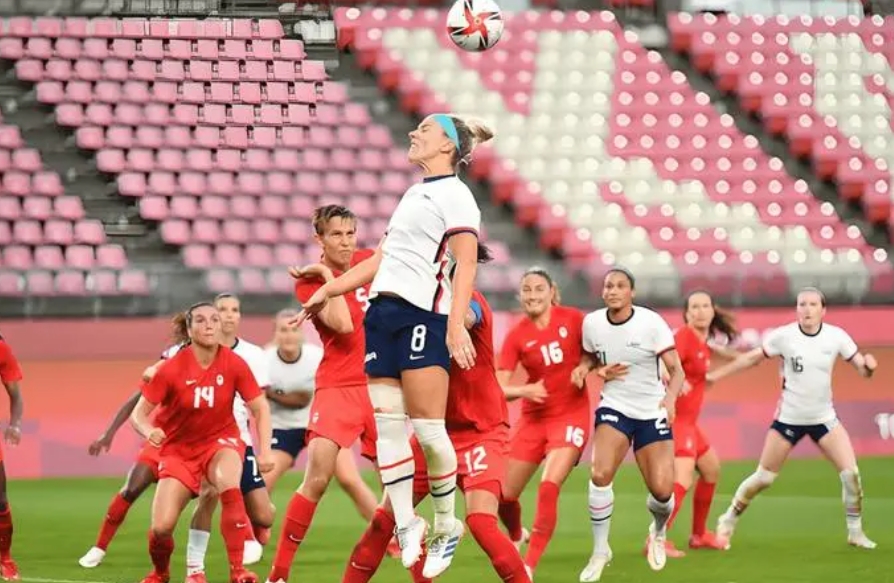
[754,466,778,489]
[120,483,146,503]
[151,518,176,537]
[301,472,332,501]
[590,466,615,488]
[369,383,405,416]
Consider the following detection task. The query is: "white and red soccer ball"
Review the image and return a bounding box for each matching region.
[447,0,504,52]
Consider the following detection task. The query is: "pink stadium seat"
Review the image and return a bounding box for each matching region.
[88,270,119,295]
[26,271,54,295]
[96,244,127,268]
[55,270,87,295]
[3,245,33,269]
[118,269,150,294]
[0,272,23,296]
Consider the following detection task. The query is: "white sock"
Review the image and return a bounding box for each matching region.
[411,418,458,534]
[729,466,777,520]
[186,528,210,575]
[588,481,613,555]
[840,468,864,533]
[375,412,416,529]
[646,493,675,535]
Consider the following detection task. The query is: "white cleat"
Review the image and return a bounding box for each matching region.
[78,546,106,568]
[396,516,428,569]
[243,539,264,565]
[848,532,877,549]
[646,523,667,571]
[422,518,465,579]
[512,527,531,552]
[265,580,285,583]
[579,549,612,582]
[716,512,737,548]
[524,564,534,582]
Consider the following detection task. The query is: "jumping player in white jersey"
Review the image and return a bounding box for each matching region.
[571,268,685,582]
[295,113,495,579]
[185,293,276,581]
[706,288,878,550]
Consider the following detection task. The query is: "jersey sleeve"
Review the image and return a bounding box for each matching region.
[294,277,323,304]
[142,361,170,405]
[581,313,599,354]
[468,298,484,327]
[235,356,263,402]
[836,328,859,361]
[247,347,271,389]
[0,341,23,384]
[674,328,693,361]
[761,327,785,357]
[652,313,676,355]
[442,188,481,236]
[498,326,521,371]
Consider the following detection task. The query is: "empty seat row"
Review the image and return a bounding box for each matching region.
[0,17,284,40]
[55,102,313,128]
[0,219,106,246]
[1,244,127,269]
[0,195,85,220]
[0,269,151,297]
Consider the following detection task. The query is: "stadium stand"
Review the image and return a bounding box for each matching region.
[337,7,894,302]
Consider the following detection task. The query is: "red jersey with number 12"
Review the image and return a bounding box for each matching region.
[674,326,710,424]
[499,306,587,419]
[294,249,374,390]
[446,291,509,435]
[143,346,262,454]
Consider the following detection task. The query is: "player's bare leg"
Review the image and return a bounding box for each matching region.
[335,448,378,521]
[717,430,792,547]
[817,424,876,549]
[186,483,218,583]
[264,450,297,492]
[500,460,538,550]
[524,448,576,577]
[80,462,157,568]
[465,487,531,583]
[243,487,276,563]
[581,425,628,583]
[0,463,17,581]
[689,448,725,550]
[634,439,676,572]
[143,478,193,583]
[402,367,464,579]
[207,448,257,583]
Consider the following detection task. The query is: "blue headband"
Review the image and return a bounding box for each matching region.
[432,114,461,151]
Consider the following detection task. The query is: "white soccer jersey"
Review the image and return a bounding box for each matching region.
[231,338,271,446]
[582,306,676,420]
[266,344,322,430]
[370,175,481,314]
[762,322,858,425]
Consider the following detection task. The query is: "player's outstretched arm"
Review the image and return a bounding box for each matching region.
[848,352,877,378]
[706,347,765,384]
[326,248,383,298]
[89,389,142,455]
[246,395,274,472]
[265,386,312,409]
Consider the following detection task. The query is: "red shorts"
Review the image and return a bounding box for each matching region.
[306,385,377,461]
[673,422,711,458]
[509,409,591,464]
[158,438,245,495]
[135,442,162,478]
[411,427,510,498]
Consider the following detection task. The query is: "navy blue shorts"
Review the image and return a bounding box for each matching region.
[595,407,673,451]
[771,419,838,446]
[364,296,450,379]
[240,446,267,494]
[272,428,307,460]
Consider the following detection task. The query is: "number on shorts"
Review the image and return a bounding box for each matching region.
[193,385,215,408]
[790,356,804,373]
[565,426,585,448]
[410,324,427,353]
[874,413,894,440]
[540,341,564,366]
[355,288,371,313]
[246,454,262,482]
[654,417,669,431]
[463,445,489,474]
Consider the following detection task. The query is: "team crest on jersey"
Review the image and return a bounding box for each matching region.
[216,374,224,386]
[559,326,568,338]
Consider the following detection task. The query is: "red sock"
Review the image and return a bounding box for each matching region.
[524,482,559,570]
[253,525,271,545]
[219,488,251,572]
[96,494,132,551]
[692,479,716,537]
[0,507,12,561]
[666,482,688,531]
[148,530,174,576]
[268,493,318,582]
[498,498,523,542]
[467,513,530,583]
[342,508,396,583]
[409,544,431,583]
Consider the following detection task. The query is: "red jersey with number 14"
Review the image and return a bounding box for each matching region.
[674,326,710,424]
[294,249,374,390]
[499,306,587,419]
[142,345,262,454]
[446,291,509,435]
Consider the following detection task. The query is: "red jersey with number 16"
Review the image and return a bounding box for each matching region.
[446,291,509,436]
[674,326,710,424]
[142,346,262,454]
[295,249,374,390]
[499,306,587,419]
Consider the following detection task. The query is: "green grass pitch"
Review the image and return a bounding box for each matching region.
[11,457,893,583]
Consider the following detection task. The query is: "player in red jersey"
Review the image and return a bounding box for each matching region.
[0,334,24,581]
[341,248,532,583]
[496,268,589,578]
[665,291,739,552]
[79,315,190,569]
[130,302,273,583]
[266,205,381,583]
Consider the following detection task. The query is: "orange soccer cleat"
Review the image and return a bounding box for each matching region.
[138,570,169,583]
[185,572,208,583]
[689,531,729,550]
[230,567,258,583]
[0,559,19,581]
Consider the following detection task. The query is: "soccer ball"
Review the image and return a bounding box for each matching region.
[446,0,504,52]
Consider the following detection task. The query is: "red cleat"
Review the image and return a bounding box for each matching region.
[0,559,19,581]
[266,566,289,583]
[185,572,208,583]
[230,568,258,583]
[689,531,729,550]
[386,535,401,559]
[139,571,169,583]
[642,537,686,558]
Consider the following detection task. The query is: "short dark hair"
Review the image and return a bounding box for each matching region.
[313,205,356,235]
[798,286,826,307]
[522,266,554,287]
[186,301,215,326]
[605,267,636,289]
[214,292,239,305]
[477,242,494,264]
